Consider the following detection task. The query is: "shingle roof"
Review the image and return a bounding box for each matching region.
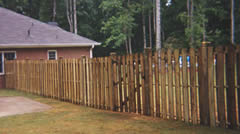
[0,7,100,48]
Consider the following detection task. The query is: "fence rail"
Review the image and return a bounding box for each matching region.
[5,45,240,129]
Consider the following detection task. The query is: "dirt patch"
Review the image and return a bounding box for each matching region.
[0,96,51,117]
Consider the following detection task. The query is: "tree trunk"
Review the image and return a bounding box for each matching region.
[65,0,73,32]
[2,0,6,6]
[28,0,32,17]
[52,0,56,22]
[149,12,152,48]
[125,40,129,54]
[128,0,132,54]
[142,3,147,49]
[203,22,206,42]
[156,0,161,50]
[190,0,194,46]
[231,0,235,44]
[128,37,132,54]
[153,0,156,34]
[69,0,73,27]
[73,0,77,34]
[187,0,190,29]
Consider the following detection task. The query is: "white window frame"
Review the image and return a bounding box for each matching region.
[47,50,57,60]
[0,51,17,75]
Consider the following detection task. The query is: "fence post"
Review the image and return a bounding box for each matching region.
[226,45,238,128]
[207,46,216,127]
[143,48,151,115]
[199,42,210,126]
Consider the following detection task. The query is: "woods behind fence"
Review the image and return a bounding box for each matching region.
[5,45,240,129]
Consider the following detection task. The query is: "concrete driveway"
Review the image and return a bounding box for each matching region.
[0,96,51,117]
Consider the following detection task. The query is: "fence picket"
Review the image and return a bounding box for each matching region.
[154,52,160,117]
[190,48,198,124]
[135,53,141,114]
[160,49,167,119]
[237,46,240,124]
[216,46,226,127]
[182,49,189,122]
[174,50,181,120]
[167,49,174,119]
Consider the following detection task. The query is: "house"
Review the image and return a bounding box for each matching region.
[0,7,100,88]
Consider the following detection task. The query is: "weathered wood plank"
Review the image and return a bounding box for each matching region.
[190,48,198,124]
[130,54,136,113]
[73,59,77,103]
[90,58,93,107]
[114,56,119,111]
[216,46,226,127]
[237,45,240,124]
[83,57,87,105]
[104,57,109,109]
[68,59,72,102]
[182,48,189,123]
[135,53,141,114]
[96,58,100,108]
[148,50,154,116]
[198,44,210,125]
[118,56,123,112]
[126,55,130,112]
[160,49,167,119]
[79,57,83,104]
[101,58,105,109]
[76,58,80,104]
[167,49,174,119]
[143,49,151,115]
[122,55,128,112]
[174,50,181,120]
[109,53,116,111]
[93,58,98,108]
[154,51,160,117]
[226,45,238,128]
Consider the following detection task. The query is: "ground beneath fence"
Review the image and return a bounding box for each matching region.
[0,96,51,117]
[0,89,239,134]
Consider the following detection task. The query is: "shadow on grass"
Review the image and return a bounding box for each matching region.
[0,89,239,134]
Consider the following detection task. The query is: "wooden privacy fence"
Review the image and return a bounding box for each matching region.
[5,44,240,129]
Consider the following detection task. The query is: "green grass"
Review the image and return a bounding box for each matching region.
[0,89,239,134]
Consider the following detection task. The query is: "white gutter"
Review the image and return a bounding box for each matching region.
[0,42,101,49]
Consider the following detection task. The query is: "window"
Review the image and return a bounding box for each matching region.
[4,52,16,60]
[48,50,57,60]
[0,51,16,74]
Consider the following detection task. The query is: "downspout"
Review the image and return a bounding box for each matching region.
[90,44,95,58]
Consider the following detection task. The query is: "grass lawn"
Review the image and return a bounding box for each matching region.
[0,89,239,134]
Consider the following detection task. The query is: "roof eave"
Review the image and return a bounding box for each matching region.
[0,43,101,49]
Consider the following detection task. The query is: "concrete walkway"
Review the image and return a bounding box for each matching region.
[0,96,51,117]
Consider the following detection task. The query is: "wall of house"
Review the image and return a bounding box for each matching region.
[0,47,91,88]
[13,47,91,60]
[0,47,91,60]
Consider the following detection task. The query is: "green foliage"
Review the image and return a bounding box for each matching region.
[0,0,239,55]
[100,0,140,49]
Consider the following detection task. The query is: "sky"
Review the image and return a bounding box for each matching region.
[166,0,172,6]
